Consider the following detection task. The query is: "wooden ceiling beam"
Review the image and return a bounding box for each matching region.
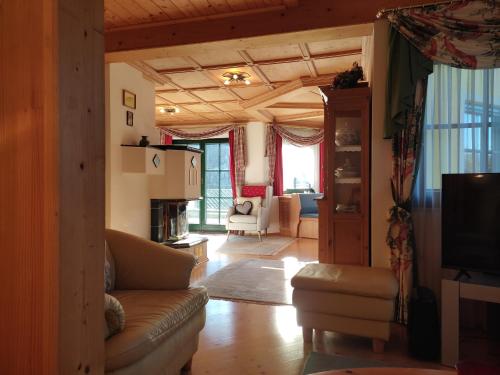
[154,49,362,75]
[268,102,323,110]
[105,0,438,62]
[275,110,324,122]
[241,74,335,110]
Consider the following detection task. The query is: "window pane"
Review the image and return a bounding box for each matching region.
[187,200,200,225]
[205,144,219,171]
[282,142,318,192]
[220,143,230,170]
[205,171,219,196]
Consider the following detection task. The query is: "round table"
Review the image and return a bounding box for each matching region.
[310,368,455,375]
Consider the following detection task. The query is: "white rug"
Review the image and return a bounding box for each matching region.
[196,259,313,305]
[217,235,296,256]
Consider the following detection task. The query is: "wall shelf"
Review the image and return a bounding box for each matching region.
[336,145,362,152]
[335,177,361,184]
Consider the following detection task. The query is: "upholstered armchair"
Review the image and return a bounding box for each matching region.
[226,185,273,241]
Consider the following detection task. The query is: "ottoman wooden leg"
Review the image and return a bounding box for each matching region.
[302,327,313,342]
[372,339,385,353]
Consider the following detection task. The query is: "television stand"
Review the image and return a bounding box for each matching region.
[441,275,500,365]
[453,269,471,281]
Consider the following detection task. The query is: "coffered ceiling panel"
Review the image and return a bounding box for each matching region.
[193,89,238,102]
[156,91,199,103]
[246,44,303,62]
[166,71,218,88]
[314,55,361,75]
[308,37,364,55]
[144,57,193,71]
[259,61,310,82]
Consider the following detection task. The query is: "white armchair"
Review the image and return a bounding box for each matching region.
[226,185,273,241]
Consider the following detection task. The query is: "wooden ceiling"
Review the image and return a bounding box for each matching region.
[128,36,365,128]
[104,0,299,30]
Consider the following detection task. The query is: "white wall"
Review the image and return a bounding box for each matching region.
[105,63,159,239]
[244,122,280,233]
[371,20,393,268]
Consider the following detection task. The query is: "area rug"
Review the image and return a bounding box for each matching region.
[216,235,296,256]
[196,258,311,304]
[302,352,387,374]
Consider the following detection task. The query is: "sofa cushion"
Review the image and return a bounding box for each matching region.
[236,196,261,216]
[106,287,208,371]
[229,214,258,224]
[291,264,398,300]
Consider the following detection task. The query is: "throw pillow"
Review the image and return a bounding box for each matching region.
[104,293,125,339]
[236,196,262,216]
[235,200,253,215]
[104,241,115,293]
[241,185,267,199]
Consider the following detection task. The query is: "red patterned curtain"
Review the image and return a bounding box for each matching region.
[319,141,325,193]
[160,132,172,145]
[273,134,283,196]
[159,124,235,139]
[228,130,237,199]
[385,0,500,69]
[273,123,324,145]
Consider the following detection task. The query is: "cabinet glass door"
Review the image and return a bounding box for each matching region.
[333,110,363,214]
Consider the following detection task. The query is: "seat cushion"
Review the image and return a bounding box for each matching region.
[106,287,208,371]
[291,264,398,300]
[300,213,318,219]
[229,214,257,224]
[292,289,395,322]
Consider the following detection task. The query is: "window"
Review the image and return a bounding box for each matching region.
[420,65,500,191]
[282,141,319,193]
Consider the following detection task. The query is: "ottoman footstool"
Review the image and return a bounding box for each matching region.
[291,263,398,353]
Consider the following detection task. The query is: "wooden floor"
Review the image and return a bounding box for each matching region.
[189,233,445,375]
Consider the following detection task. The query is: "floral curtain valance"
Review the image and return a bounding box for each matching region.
[272,123,324,146]
[159,124,238,140]
[386,0,500,69]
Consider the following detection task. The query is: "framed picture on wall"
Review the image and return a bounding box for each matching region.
[123,89,136,109]
[126,110,133,126]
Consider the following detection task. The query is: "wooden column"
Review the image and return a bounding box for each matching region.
[0,0,104,374]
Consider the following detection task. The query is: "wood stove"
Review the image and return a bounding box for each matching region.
[151,199,189,242]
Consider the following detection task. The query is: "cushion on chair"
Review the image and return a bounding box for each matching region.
[229,214,258,224]
[291,264,398,300]
[106,287,209,371]
[235,196,261,216]
[241,185,267,198]
[298,193,322,216]
[105,293,125,339]
[235,200,253,215]
[300,213,319,219]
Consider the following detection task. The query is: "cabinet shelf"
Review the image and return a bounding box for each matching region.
[336,145,362,152]
[335,177,361,184]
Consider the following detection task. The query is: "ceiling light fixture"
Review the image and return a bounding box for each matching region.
[159,106,180,115]
[222,71,251,86]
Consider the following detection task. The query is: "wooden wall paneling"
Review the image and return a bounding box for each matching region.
[58,0,105,374]
[0,1,59,374]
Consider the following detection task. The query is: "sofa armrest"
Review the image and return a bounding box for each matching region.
[226,206,236,228]
[105,229,196,291]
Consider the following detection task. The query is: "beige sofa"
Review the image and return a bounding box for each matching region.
[105,229,208,374]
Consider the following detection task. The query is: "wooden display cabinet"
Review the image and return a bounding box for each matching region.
[318,85,371,266]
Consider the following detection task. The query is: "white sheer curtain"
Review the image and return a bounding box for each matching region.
[413,64,500,295]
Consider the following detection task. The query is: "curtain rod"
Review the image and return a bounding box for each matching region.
[376,0,458,18]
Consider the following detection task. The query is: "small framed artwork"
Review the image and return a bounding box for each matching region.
[126,110,134,126]
[123,89,136,109]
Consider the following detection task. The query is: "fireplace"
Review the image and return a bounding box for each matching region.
[151,199,190,242]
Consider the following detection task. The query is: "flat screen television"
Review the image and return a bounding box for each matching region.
[442,173,500,273]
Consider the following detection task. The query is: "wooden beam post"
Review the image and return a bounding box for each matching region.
[0,0,105,374]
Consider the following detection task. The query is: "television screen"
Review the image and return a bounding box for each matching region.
[442,173,500,273]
